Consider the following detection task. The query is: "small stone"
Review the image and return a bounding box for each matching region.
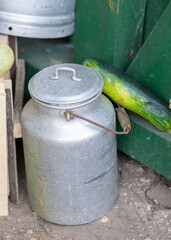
[139,177,147,186]
[32,212,37,217]
[147,205,151,211]
[124,193,127,196]
[144,238,152,240]
[137,167,144,173]
[146,185,171,208]
[140,177,146,183]
[31,238,37,240]
[26,229,33,235]
[100,216,109,223]
[145,179,151,184]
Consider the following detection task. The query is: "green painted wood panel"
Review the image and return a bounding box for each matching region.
[117,2,171,179]
[117,114,171,179]
[112,0,146,70]
[144,0,170,40]
[74,0,146,70]
[127,2,171,104]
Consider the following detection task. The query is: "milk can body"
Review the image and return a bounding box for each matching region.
[0,0,76,38]
[21,64,118,225]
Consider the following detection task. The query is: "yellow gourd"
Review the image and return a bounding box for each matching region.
[83,59,171,133]
[0,43,14,77]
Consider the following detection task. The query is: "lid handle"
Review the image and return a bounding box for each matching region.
[50,67,82,82]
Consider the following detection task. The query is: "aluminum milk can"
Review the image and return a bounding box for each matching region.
[0,0,76,38]
[21,64,118,225]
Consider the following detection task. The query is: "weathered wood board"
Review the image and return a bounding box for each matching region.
[0,83,8,216]
[14,59,25,139]
[117,114,171,179]
[127,2,171,104]
[0,34,19,205]
[74,0,146,70]
[117,2,171,179]
[5,81,19,205]
[144,0,170,40]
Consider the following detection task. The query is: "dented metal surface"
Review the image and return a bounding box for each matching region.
[21,64,118,225]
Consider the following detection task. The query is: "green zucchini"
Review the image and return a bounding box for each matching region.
[0,43,14,77]
[83,59,171,133]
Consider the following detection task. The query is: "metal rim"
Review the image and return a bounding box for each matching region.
[0,11,75,38]
[0,22,75,39]
[31,90,102,109]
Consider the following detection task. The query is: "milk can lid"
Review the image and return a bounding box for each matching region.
[28,64,104,108]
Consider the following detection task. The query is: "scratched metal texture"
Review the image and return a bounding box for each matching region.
[21,92,118,224]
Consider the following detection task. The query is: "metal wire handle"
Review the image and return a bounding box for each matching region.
[50,67,82,82]
[64,109,131,135]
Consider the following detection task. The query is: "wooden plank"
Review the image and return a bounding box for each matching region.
[117,3,171,178]
[9,36,18,94]
[144,0,170,40]
[0,34,9,215]
[5,80,19,204]
[127,3,171,104]
[13,59,25,138]
[0,72,10,83]
[0,34,19,204]
[0,83,8,216]
[112,0,146,70]
[0,34,8,44]
[73,0,146,70]
[117,114,171,179]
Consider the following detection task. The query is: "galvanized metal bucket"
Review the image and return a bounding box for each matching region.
[21,64,118,225]
[0,0,76,38]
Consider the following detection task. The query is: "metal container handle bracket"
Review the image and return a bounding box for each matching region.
[64,108,131,135]
[50,67,82,82]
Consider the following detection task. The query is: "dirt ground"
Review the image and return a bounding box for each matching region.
[0,143,171,240]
